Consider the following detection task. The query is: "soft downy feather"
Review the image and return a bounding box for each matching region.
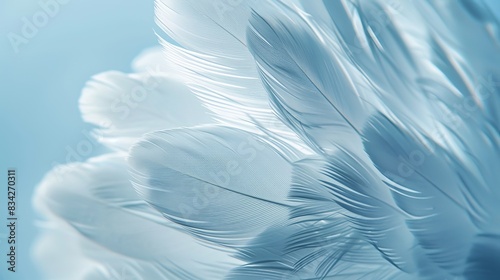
[155,0,313,154]
[127,124,405,279]
[128,124,372,278]
[131,46,171,74]
[34,153,242,280]
[33,222,102,280]
[128,125,301,250]
[79,69,213,150]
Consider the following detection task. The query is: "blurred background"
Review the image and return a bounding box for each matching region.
[0,0,500,279]
[0,0,156,278]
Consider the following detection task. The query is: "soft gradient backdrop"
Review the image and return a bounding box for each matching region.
[1,0,156,278]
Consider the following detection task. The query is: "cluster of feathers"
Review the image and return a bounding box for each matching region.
[34,0,500,279]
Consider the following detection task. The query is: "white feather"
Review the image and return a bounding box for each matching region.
[155,0,313,154]
[35,154,241,279]
[128,125,300,249]
[79,71,213,150]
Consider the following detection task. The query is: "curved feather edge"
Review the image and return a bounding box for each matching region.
[34,153,241,280]
[363,112,499,277]
[155,0,313,154]
[225,157,407,279]
[294,158,439,278]
[79,70,213,150]
[128,125,303,250]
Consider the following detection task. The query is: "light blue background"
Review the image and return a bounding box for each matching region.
[0,0,157,278]
[0,0,499,279]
